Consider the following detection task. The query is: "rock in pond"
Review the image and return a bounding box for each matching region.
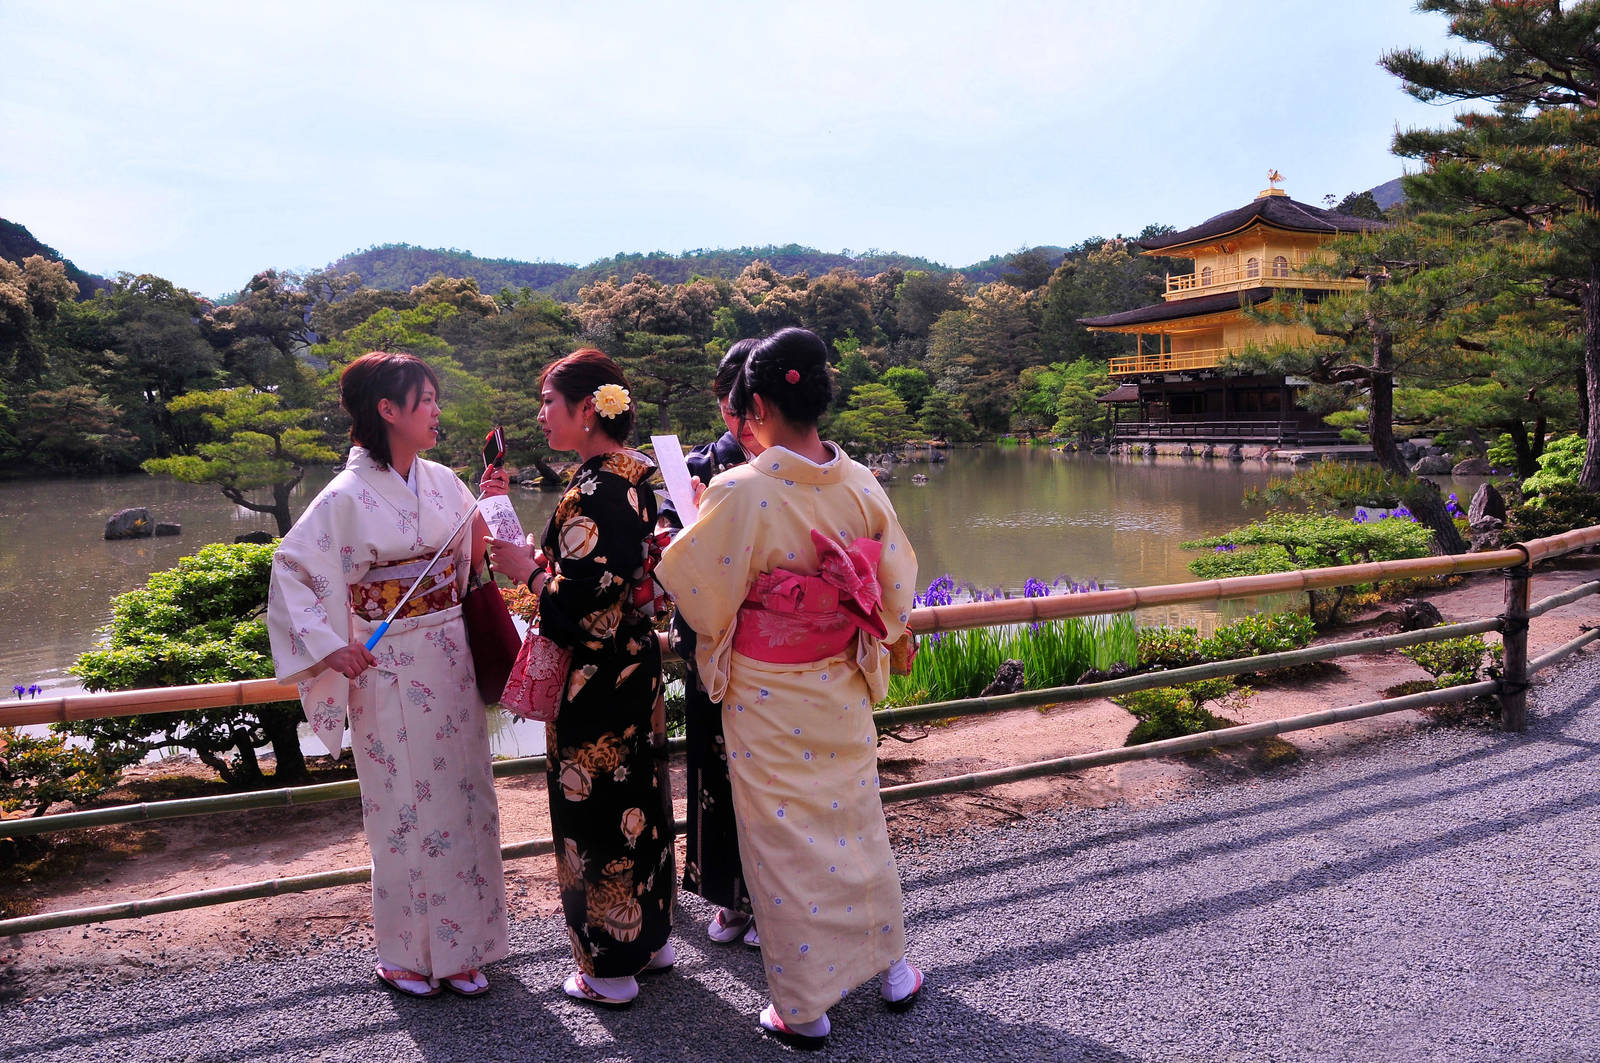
[105,507,154,540]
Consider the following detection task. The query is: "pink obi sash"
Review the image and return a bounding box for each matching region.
[730,530,888,664]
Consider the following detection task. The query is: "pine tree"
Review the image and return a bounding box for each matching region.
[1384,0,1600,485]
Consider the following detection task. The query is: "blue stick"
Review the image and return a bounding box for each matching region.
[363,621,391,652]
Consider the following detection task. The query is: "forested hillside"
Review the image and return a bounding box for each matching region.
[328,242,970,300]
[0,219,109,298]
[327,244,577,296]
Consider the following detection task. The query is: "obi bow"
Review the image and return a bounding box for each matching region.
[744,530,886,637]
[810,529,886,638]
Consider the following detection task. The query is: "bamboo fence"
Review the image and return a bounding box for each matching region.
[4,525,1600,938]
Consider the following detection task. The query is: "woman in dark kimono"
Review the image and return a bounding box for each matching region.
[666,340,764,946]
[485,349,675,1008]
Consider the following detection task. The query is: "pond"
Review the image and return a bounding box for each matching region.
[0,448,1289,698]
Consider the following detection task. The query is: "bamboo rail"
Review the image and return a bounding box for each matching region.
[0,619,1505,841]
[878,680,1500,803]
[4,526,1599,937]
[5,538,1580,732]
[0,679,1505,937]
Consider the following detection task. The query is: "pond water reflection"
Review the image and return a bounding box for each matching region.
[1,448,1484,757]
[0,448,1289,699]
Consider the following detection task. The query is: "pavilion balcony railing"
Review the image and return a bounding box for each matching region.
[1108,347,1233,376]
[1163,262,1364,298]
[6,525,1600,936]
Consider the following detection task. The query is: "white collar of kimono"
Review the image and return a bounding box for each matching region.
[751,441,846,486]
[344,445,463,543]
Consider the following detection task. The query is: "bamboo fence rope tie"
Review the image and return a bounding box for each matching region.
[1525,580,1600,619]
[1528,627,1600,675]
[879,680,1501,804]
[870,617,1504,730]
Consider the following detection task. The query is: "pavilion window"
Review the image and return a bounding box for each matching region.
[1246,257,1260,279]
[1272,255,1290,277]
[1200,266,1214,286]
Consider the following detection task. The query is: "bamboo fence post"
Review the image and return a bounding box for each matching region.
[1500,561,1531,732]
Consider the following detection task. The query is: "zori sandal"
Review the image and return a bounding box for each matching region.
[883,962,925,1013]
[706,908,753,943]
[563,972,637,1008]
[759,1004,828,1051]
[441,969,489,997]
[376,963,441,999]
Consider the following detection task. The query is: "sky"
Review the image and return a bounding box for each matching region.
[2,1,1471,298]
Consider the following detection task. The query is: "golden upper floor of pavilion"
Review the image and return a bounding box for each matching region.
[1081,187,1387,376]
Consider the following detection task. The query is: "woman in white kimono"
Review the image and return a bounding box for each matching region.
[268,351,508,999]
[656,327,924,1050]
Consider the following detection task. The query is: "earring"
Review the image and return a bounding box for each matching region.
[585,424,592,433]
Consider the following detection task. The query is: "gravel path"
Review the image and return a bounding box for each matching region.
[8,653,1600,1063]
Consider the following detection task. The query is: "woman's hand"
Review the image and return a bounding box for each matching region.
[479,465,510,498]
[485,535,539,586]
[690,475,707,508]
[320,639,376,680]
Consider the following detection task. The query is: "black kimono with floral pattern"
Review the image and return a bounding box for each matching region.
[538,449,674,977]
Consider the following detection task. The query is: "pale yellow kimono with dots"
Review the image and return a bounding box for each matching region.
[657,443,917,1024]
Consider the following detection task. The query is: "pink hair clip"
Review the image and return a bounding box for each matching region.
[784,369,801,384]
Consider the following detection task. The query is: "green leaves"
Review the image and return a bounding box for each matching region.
[1184,514,1433,624]
[65,542,305,787]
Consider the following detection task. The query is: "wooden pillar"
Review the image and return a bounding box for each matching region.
[1499,563,1531,732]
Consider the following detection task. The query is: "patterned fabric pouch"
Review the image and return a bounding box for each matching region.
[501,630,571,723]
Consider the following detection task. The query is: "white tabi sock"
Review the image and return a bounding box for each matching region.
[881,956,919,1001]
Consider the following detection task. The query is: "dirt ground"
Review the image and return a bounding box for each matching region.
[5,559,1599,999]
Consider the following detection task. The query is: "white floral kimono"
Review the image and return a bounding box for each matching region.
[267,446,508,979]
[656,443,918,1024]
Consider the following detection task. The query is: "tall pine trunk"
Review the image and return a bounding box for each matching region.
[1367,287,1466,554]
[1579,255,1600,490]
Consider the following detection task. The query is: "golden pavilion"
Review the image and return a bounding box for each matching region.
[1081,180,1384,445]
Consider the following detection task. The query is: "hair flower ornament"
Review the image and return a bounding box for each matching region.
[784,369,801,384]
[593,383,631,418]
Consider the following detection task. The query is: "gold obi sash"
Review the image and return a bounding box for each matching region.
[350,554,460,622]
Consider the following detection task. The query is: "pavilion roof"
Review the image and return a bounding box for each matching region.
[1096,383,1141,403]
[1137,194,1386,253]
[1079,287,1280,329]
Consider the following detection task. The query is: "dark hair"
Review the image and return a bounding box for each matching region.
[715,338,758,400]
[541,348,635,442]
[729,327,833,426]
[340,351,440,470]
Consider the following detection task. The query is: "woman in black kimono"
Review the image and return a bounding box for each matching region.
[485,349,674,1007]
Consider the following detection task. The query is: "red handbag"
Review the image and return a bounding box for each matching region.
[501,630,571,722]
[462,563,521,704]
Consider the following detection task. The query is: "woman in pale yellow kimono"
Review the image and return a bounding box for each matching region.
[268,351,508,999]
[656,327,924,1050]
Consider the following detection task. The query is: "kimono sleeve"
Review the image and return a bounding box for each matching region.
[266,488,368,684]
[853,489,918,703]
[538,469,649,651]
[869,493,918,644]
[655,472,762,701]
